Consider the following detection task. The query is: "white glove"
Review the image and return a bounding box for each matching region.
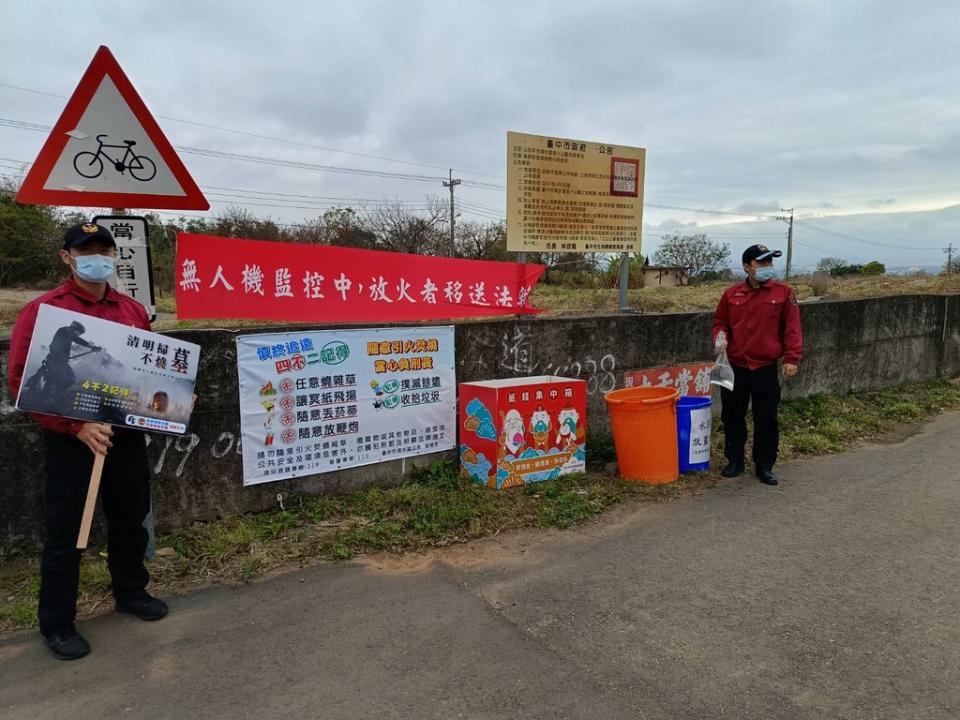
[714,331,728,352]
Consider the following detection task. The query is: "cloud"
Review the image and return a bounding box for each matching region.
[0,0,957,252]
[734,201,781,214]
[650,219,700,232]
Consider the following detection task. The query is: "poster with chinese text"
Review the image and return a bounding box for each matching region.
[623,362,714,397]
[16,305,199,434]
[236,326,456,486]
[507,131,645,253]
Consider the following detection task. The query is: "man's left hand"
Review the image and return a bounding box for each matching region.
[782,363,798,379]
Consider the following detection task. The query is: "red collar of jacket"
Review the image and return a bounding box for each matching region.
[54,275,128,305]
[730,279,784,295]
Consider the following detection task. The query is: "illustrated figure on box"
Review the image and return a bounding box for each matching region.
[501,409,526,456]
[497,409,527,488]
[556,406,582,450]
[529,406,551,450]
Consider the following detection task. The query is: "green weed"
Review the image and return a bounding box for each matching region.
[4,375,960,632]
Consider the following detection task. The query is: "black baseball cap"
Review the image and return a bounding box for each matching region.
[742,244,782,264]
[63,222,117,250]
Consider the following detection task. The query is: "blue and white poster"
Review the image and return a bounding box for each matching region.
[236,326,456,486]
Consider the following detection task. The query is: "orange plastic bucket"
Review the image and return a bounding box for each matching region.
[604,386,680,484]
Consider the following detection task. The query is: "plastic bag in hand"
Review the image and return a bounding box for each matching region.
[710,349,735,391]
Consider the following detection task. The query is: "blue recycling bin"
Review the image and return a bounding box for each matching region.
[677,396,712,473]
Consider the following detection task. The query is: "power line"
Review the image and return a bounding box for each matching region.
[0,152,504,221]
[791,238,857,262]
[646,202,780,219]
[0,81,505,179]
[203,192,434,209]
[795,218,941,251]
[0,82,65,99]
[456,198,504,213]
[0,115,454,184]
[202,184,436,204]
[0,111,951,249]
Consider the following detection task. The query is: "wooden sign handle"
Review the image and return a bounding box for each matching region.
[76,451,106,550]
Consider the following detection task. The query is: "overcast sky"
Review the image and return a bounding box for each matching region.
[2,0,958,269]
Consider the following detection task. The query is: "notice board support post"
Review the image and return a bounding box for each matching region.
[618,252,630,312]
[515,251,527,318]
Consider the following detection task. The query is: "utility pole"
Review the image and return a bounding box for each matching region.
[443,169,461,257]
[945,243,954,274]
[778,208,794,278]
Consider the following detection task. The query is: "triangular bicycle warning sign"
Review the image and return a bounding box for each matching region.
[16,46,209,210]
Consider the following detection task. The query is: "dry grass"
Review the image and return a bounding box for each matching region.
[535,272,960,315]
[4,375,960,633]
[3,273,960,331]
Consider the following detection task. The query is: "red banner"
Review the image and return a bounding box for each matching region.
[175,233,546,322]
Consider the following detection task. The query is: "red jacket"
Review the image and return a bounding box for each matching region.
[7,276,151,435]
[711,279,803,370]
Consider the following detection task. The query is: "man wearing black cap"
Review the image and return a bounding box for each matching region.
[711,244,803,486]
[7,222,167,661]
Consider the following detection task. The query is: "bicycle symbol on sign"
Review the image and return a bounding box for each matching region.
[72,134,157,182]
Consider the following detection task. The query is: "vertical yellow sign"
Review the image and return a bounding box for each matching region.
[506,131,645,253]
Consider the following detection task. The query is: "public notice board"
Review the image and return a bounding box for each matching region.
[15,305,199,434]
[506,130,646,254]
[236,326,456,486]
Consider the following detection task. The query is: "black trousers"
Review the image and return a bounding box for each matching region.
[719,362,781,471]
[39,430,151,635]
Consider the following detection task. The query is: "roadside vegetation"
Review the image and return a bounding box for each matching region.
[3,375,960,632]
[3,177,960,329]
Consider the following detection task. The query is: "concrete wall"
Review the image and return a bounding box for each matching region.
[3,293,959,555]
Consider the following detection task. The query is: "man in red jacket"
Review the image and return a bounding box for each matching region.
[7,222,167,661]
[712,244,803,486]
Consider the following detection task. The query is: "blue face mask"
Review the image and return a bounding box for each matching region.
[74,254,116,282]
[754,266,776,283]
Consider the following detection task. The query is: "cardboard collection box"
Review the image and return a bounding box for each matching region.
[459,376,586,489]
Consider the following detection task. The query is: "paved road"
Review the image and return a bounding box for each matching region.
[3,413,960,719]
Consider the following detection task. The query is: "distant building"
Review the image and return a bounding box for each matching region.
[640,266,690,288]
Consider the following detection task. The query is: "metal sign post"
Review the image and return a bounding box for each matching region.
[618,252,630,312]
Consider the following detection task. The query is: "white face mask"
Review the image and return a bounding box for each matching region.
[73,254,116,282]
[754,266,776,283]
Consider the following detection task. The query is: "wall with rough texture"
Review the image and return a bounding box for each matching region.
[3,293,959,555]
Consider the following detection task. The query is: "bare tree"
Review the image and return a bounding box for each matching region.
[455,220,508,260]
[210,206,282,241]
[654,233,731,277]
[816,257,846,272]
[365,196,448,255]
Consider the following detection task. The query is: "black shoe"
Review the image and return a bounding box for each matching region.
[116,592,168,621]
[756,469,779,485]
[42,624,90,660]
[720,461,744,478]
